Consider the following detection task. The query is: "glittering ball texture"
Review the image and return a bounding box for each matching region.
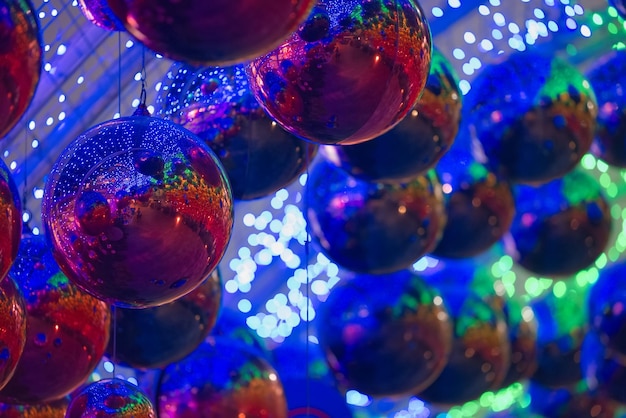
[0,0,42,139]
[321,47,461,182]
[587,49,626,167]
[158,337,288,418]
[66,379,155,418]
[0,158,21,284]
[157,63,317,201]
[307,160,446,274]
[0,234,111,404]
[588,262,626,357]
[464,51,597,185]
[41,116,233,308]
[105,0,317,66]
[318,271,453,397]
[109,269,222,370]
[507,169,611,277]
[77,0,125,31]
[247,0,432,145]
[0,398,68,417]
[0,278,26,392]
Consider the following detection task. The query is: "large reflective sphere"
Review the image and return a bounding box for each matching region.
[0,0,42,138]
[157,63,317,200]
[0,125,22,282]
[587,50,626,167]
[432,146,515,259]
[321,48,461,181]
[0,398,68,417]
[417,287,510,406]
[506,169,611,277]
[582,331,626,405]
[158,337,288,418]
[247,0,432,145]
[41,116,233,308]
[78,0,125,31]
[307,160,446,274]
[0,278,26,392]
[0,234,110,404]
[106,0,316,66]
[465,52,597,184]
[109,269,222,370]
[67,379,155,418]
[530,288,586,389]
[318,271,453,397]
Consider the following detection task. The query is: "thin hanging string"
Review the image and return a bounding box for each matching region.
[22,122,29,234]
[303,144,312,417]
[139,46,147,108]
[117,32,122,117]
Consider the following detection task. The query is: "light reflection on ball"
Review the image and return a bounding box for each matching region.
[0,277,26,392]
[77,0,125,31]
[106,0,317,66]
[41,116,233,308]
[318,271,453,397]
[465,52,597,184]
[66,379,155,418]
[0,143,22,281]
[158,337,288,418]
[247,0,432,145]
[157,63,317,200]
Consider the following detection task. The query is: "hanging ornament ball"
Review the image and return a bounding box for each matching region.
[0,234,110,404]
[158,337,288,418]
[77,0,125,31]
[581,331,626,405]
[157,63,317,201]
[432,146,515,259]
[0,278,26,392]
[0,0,42,139]
[529,287,586,389]
[587,49,626,167]
[67,378,155,418]
[416,287,510,406]
[247,0,432,146]
[464,51,597,184]
[306,160,446,274]
[588,262,626,358]
[0,398,68,417]
[0,121,22,282]
[320,48,461,182]
[105,0,316,66]
[505,169,611,277]
[41,116,233,308]
[109,268,222,370]
[609,0,626,18]
[318,271,453,397]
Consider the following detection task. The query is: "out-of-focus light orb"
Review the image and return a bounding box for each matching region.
[464,52,597,184]
[582,331,626,405]
[587,49,626,167]
[0,131,22,281]
[432,145,515,259]
[528,382,618,418]
[77,0,125,31]
[109,269,222,370]
[506,169,611,277]
[66,379,155,418]
[41,116,233,308]
[530,288,586,389]
[247,0,432,145]
[417,287,510,406]
[209,309,269,360]
[318,271,453,397]
[320,48,461,182]
[158,337,288,418]
[157,63,317,201]
[609,0,626,19]
[0,234,110,404]
[106,0,316,66]
[282,378,354,418]
[588,262,626,357]
[0,278,26,392]
[307,160,446,274]
[0,398,68,417]
[0,0,42,139]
